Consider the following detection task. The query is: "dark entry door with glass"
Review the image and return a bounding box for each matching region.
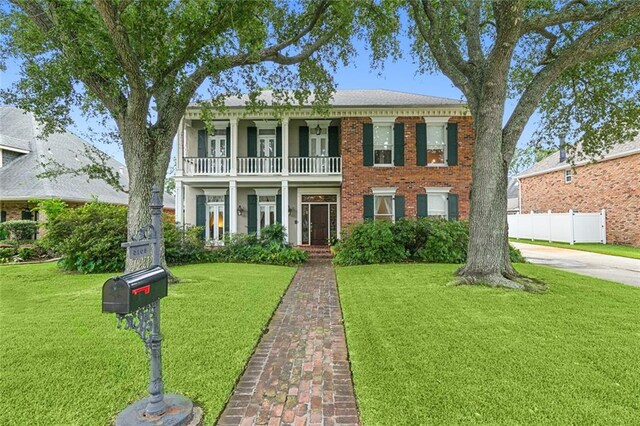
[310,204,328,245]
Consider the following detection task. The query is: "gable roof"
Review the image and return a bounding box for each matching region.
[0,107,174,207]
[518,133,640,179]
[196,89,465,108]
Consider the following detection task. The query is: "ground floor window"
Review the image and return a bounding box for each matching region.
[427,193,448,218]
[374,195,394,222]
[258,195,276,235]
[206,195,225,245]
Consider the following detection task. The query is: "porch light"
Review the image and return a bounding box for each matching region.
[237,205,244,216]
[315,124,322,135]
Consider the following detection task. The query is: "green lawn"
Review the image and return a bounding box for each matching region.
[510,238,640,259]
[337,264,640,425]
[0,262,294,425]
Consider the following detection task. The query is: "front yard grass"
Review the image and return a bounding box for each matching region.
[0,262,294,425]
[510,238,640,259]
[337,264,640,425]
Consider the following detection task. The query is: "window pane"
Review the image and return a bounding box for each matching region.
[374,149,392,164]
[217,210,224,240]
[302,204,310,244]
[374,125,393,148]
[214,128,226,136]
[259,128,276,136]
[427,194,447,218]
[427,125,446,164]
[375,196,392,215]
[427,149,445,164]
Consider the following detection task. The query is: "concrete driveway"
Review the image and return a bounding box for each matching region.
[511,242,640,287]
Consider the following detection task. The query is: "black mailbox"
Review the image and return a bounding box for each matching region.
[102,266,168,314]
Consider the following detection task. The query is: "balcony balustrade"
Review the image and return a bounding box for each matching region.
[183,156,342,176]
[289,157,341,175]
[183,157,231,175]
[237,157,283,175]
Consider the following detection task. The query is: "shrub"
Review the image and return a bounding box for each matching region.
[17,246,37,261]
[509,245,526,263]
[46,202,127,273]
[0,226,7,240]
[259,223,287,246]
[209,228,308,266]
[413,219,469,263]
[163,222,207,265]
[333,221,408,266]
[0,247,16,262]
[30,198,69,225]
[0,220,38,241]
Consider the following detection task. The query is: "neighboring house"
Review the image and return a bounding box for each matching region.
[507,177,520,214]
[174,89,473,246]
[0,106,174,227]
[518,135,640,246]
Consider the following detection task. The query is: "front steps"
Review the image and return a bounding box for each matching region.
[296,245,333,259]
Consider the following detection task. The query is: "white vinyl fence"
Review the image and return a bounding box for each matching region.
[508,209,606,244]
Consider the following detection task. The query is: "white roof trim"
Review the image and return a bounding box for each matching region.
[0,144,30,154]
[371,117,397,124]
[518,148,640,179]
[423,116,450,124]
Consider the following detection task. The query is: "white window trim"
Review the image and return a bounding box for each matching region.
[256,189,278,237]
[371,118,396,167]
[425,187,451,219]
[254,121,278,158]
[564,169,572,183]
[202,188,228,197]
[306,120,331,157]
[425,121,448,167]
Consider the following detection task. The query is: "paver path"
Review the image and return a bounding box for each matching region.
[217,260,359,426]
[512,242,640,287]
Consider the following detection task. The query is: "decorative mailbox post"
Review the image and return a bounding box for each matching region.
[102,185,195,426]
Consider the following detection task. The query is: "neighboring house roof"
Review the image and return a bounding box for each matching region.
[518,133,640,179]
[194,89,465,108]
[0,106,174,208]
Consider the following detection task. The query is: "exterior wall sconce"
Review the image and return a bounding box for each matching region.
[237,205,244,216]
[315,124,322,135]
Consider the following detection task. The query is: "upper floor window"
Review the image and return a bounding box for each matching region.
[427,124,447,165]
[306,120,331,157]
[374,124,393,165]
[208,128,227,158]
[564,169,572,183]
[258,128,277,157]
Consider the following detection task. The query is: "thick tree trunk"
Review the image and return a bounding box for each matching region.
[456,103,523,289]
[121,123,173,274]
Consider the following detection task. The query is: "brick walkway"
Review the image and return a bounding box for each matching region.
[217,260,359,426]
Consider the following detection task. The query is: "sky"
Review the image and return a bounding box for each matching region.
[0,35,539,165]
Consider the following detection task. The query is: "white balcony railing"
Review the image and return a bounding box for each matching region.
[289,157,341,175]
[183,157,231,175]
[237,157,283,174]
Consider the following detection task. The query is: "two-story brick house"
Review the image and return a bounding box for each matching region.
[174,90,473,246]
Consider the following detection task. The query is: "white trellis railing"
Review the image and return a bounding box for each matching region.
[237,157,283,174]
[289,157,342,175]
[508,209,607,244]
[183,157,231,175]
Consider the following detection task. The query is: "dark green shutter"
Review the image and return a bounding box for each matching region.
[276,194,282,224]
[247,127,257,157]
[0,211,6,222]
[225,127,231,157]
[447,123,458,166]
[198,129,207,157]
[299,126,309,157]
[393,123,404,166]
[247,194,257,234]
[363,195,374,220]
[394,195,405,221]
[417,194,428,218]
[363,123,373,166]
[416,123,427,166]
[196,195,206,238]
[224,194,230,232]
[448,193,459,220]
[328,126,339,157]
[276,126,282,157]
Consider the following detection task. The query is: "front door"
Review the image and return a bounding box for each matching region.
[310,204,328,245]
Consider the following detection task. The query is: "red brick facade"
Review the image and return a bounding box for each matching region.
[340,115,474,227]
[520,153,640,247]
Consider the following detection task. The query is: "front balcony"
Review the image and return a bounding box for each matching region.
[289,157,341,175]
[181,156,342,176]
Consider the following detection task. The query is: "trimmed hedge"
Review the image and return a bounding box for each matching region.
[333,219,524,266]
[0,220,38,241]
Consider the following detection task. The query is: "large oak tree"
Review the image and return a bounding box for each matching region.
[1,0,386,271]
[403,0,640,288]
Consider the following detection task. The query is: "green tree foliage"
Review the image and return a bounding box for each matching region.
[397,0,640,287]
[1,0,391,271]
[0,220,38,241]
[509,146,557,176]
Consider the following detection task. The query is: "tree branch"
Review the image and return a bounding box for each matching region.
[503,1,640,159]
[521,0,607,35]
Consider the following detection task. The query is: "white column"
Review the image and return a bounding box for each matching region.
[281,180,289,243]
[175,181,184,224]
[569,209,575,245]
[600,208,607,244]
[229,180,238,234]
[175,118,184,176]
[230,118,238,176]
[281,117,289,176]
